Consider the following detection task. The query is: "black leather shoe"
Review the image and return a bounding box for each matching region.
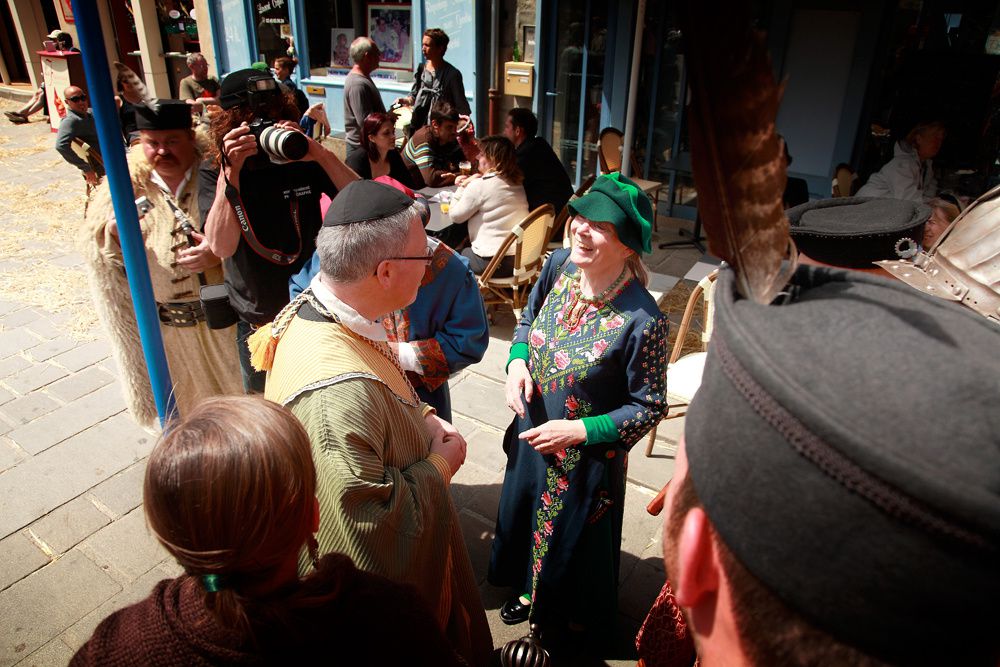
[500,597,531,625]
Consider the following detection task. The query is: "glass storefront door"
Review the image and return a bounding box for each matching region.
[544,0,609,189]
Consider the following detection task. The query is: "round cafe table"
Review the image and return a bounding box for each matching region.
[417,185,459,232]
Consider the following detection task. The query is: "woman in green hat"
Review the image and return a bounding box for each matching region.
[489,172,670,656]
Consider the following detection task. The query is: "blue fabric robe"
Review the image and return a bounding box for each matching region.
[489,248,669,635]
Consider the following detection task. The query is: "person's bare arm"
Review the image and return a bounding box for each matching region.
[204,124,256,258]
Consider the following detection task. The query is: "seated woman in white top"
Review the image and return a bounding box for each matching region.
[447,135,529,277]
[857,121,945,203]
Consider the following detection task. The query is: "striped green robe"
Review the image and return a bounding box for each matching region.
[264,298,492,666]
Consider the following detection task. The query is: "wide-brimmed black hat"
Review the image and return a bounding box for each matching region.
[787,197,929,267]
[134,100,192,131]
[684,265,1000,665]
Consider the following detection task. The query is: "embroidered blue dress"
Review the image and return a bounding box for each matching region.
[489,248,669,634]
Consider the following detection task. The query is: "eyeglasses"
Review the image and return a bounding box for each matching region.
[67,95,87,102]
[374,243,434,275]
[388,244,434,265]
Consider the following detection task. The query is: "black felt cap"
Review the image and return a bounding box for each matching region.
[134,100,192,131]
[788,197,929,267]
[685,265,1000,665]
[323,180,414,226]
[218,68,277,110]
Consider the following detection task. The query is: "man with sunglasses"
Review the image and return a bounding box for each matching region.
[55,86,104,185]
[247,179,492,666]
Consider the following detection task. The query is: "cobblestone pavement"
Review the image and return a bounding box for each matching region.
[0,98,693,666]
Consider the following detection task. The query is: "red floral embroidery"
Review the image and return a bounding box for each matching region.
[554,350,570,370]
[529,329,546,348]
[592,339,609,358]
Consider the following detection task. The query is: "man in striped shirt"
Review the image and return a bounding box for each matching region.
[402,101,462,187]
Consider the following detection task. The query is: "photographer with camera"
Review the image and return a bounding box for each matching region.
[201,69,358,393]
[81,100,242,427]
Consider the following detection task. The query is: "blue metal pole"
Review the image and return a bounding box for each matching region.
[71,0,177,426]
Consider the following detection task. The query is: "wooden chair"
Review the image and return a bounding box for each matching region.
[479,205,556,320]
[832,163,857,197]
[597,127,666,230]
[551,173,596,251]
[644,269,719,456]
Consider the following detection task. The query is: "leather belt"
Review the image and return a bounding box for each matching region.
[157,300,205,328]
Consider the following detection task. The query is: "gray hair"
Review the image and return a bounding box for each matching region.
[350,37,378,64]
[316,202,422,283]
[186,52,206,68]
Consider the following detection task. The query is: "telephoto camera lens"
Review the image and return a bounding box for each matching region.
[258,125,309,162]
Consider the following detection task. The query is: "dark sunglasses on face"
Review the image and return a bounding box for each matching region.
[67,95,87,102]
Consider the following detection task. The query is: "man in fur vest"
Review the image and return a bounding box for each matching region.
[80,100,241,426]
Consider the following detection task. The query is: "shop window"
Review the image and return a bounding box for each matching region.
[253,0,292,65]
[304,0,359,75]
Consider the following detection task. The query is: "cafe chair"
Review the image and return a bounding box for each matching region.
[644,269,719,457]
[479,204,555,320]
[832,163,858,197]
[551,173,596,251]
[598,127,666,230]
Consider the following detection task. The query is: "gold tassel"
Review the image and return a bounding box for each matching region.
[248,325,277,372]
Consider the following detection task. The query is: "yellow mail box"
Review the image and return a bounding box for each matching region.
[504,62,534,97]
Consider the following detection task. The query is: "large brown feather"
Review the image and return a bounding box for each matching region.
[682,3,795,304]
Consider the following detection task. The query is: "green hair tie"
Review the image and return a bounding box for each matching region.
[202,573,223,593]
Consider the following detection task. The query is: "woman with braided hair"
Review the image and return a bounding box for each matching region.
[71,396,461,665]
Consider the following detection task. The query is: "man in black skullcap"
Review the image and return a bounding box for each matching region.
[200,68,358,394]
[246,180,492,666]
[656,264,1000,665]
[82,100,241,427]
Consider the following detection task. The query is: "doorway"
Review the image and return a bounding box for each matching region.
[541,0,609,189]
[0,0,30,84]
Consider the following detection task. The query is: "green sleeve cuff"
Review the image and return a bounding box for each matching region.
[582,414,618,445]
[506,342,530,372]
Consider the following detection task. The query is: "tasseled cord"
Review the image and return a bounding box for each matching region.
[248,325,278,372]
[246,292,309,372]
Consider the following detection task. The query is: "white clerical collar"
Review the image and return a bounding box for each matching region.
[309,274,387,341]
[150,165,193,198]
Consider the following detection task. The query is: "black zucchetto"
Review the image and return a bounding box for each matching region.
[323,180,414,227]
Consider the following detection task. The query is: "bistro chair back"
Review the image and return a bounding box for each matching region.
[552,173,596,250]
[644,269,719,456]
[479,204,556,320]
[597,127,665,230]
[832,163,858,197]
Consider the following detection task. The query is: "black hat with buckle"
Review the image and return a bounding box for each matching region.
[787,196,930,267]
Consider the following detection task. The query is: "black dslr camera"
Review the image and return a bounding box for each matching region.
[242,76,308,164]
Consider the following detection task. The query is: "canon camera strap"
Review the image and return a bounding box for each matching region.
[223,174,303,266]
[153,183,207,287]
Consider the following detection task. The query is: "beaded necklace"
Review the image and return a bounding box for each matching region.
[562,267,630,330]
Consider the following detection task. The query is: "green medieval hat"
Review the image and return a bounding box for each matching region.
[568,172,653,255]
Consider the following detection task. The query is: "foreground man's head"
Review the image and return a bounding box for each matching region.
[663,265,1000,666]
